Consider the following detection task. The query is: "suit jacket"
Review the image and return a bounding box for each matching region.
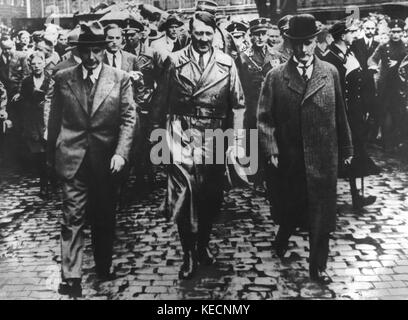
[103,50,138,73]
[257,57,353,233]
[53,54,80,74]
[351,38,379,71]
[5,50,30,97]
[47,64,137,180]
[152,45,245,129]
[0,80,6,114]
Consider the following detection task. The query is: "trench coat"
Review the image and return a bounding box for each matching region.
[152,45,245,234]
[257,57,353,234]
[21,74,54,153]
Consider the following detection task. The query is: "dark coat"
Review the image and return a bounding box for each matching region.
[240,45,282,129]
[257,57,353,233]
[21,74,54,153]
[53,54,80,74]
[47,64,137,180]
[324,44,380,178]
[351,38,379,115]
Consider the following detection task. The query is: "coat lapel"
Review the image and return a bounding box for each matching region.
[91,64,115,117]
[67,66,88,115]
[284,59,306,96]
[302,58,327,104]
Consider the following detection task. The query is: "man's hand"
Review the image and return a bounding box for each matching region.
[270,155,279,168]
[110,155,126,174]
[11,93,21,103]
[0,110,7,120]
[344,156,353,166]
[129,71,144,83]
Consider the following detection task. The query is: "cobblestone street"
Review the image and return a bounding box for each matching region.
[1,148,408,300]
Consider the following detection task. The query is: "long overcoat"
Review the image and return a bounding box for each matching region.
[257,57,353,234]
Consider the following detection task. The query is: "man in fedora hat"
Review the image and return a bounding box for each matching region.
[47,21,137,297]
[150,14,188,55]
[368,19,408,151]
[151,11,245,280]
[258,14,353,284]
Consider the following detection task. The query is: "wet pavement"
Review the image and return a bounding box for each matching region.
[1,148,408,300]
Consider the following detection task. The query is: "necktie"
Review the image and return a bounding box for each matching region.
[301,66,309,82]
[2,54,9,65]
[199,54,205,71]
[112,54,117,68]
[85,70,94,114]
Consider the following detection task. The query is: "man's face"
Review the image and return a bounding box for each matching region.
[78,46,104,70]
[35,41,53,59]
[267,28,282,47]
[390,28,403,42]
[30,56,45,76]
[20,34,30,45]
[126,31,141,48]
[191,19,215,54]
[364,21,376,39]
[343,30,354,46]
[292,37,317,63]
[106,28,123,53]
[167,25,179,40]
[0,42,13,56]
[251,29,268,48]
[58,35,68,46]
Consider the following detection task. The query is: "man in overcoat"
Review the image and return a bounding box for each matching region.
[151,11,245,280]
[47,21,137,297]
[257,14,353,284]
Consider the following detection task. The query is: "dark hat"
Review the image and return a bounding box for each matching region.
[64,25,81,52]
[285,14,321,40]
[70,21,110,47]
[196,0,218,15]
[249,18,271,33]
[148,29,162,41]
[226,21,248,36]
[329,21,352,36]
[158,14,184,32]
[123,18,145,33]
[388,19,405,30]
[277,15,293,33]
[192,11,217,30]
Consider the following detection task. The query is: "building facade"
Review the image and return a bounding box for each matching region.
[0,0,29,25]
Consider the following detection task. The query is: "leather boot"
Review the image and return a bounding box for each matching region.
[178,229,198,280]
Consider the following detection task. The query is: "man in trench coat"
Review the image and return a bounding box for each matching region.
[257,14,353,284]
[47,21,137,297]
[151,11,245,280]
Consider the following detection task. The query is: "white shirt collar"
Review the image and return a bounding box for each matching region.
[82,63,102,83]
[106,50,122,68]
[364,36,373,46]
[190,46,212,70]
[293,55,314,80]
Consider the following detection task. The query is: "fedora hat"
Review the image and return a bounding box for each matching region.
[70,21,110,47]
[158,14,184,32]
[285,14,321,40]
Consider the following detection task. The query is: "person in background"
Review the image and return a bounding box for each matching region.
[15,30,32,53]
[226,21,249,53]
[35,34,61,76]
[53,27,82,73]
[315,26,331,60]
[0,80,7,166]
[267,24,283,49]
[20,51,54,198]
[274,14,294,63]
[55,30,69,58]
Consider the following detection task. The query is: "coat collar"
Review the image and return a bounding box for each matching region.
[67,64,115,116]
[284,56,328,103]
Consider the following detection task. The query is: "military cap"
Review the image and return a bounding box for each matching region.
[249,18,271,33]
[123,18,144,34]
[226,21,248,37]
[196,0,218,15]
[388,19,405,31]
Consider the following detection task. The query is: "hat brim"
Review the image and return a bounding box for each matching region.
[284,29,321,40]
[250,26,269,33]
[158,21,184,32]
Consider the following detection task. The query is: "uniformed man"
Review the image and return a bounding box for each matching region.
[240,18,281,131]
[274,15,294,63]
[226,21,249,53]
[324,21,380,210]
[368,19,408,151]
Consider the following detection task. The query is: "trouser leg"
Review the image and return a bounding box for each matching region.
[309,230,330,273]
[88,171,117,275]
[60,167,88,280]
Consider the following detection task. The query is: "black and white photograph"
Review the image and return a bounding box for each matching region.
[1,0,408,305]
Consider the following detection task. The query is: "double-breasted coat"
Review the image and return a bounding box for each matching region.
[324,44,380,178]
[152,45,245,234]
[257,57,353,234]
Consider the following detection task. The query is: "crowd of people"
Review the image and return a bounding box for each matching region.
[1,0,408,298]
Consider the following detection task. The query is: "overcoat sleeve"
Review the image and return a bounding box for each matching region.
[0,81,7,116]
[47,73,63,167]
[257,71,279,161]
[229,59,246,131]
[333,67,354,160]
[115,73,138,162]
[43,77,55,137]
